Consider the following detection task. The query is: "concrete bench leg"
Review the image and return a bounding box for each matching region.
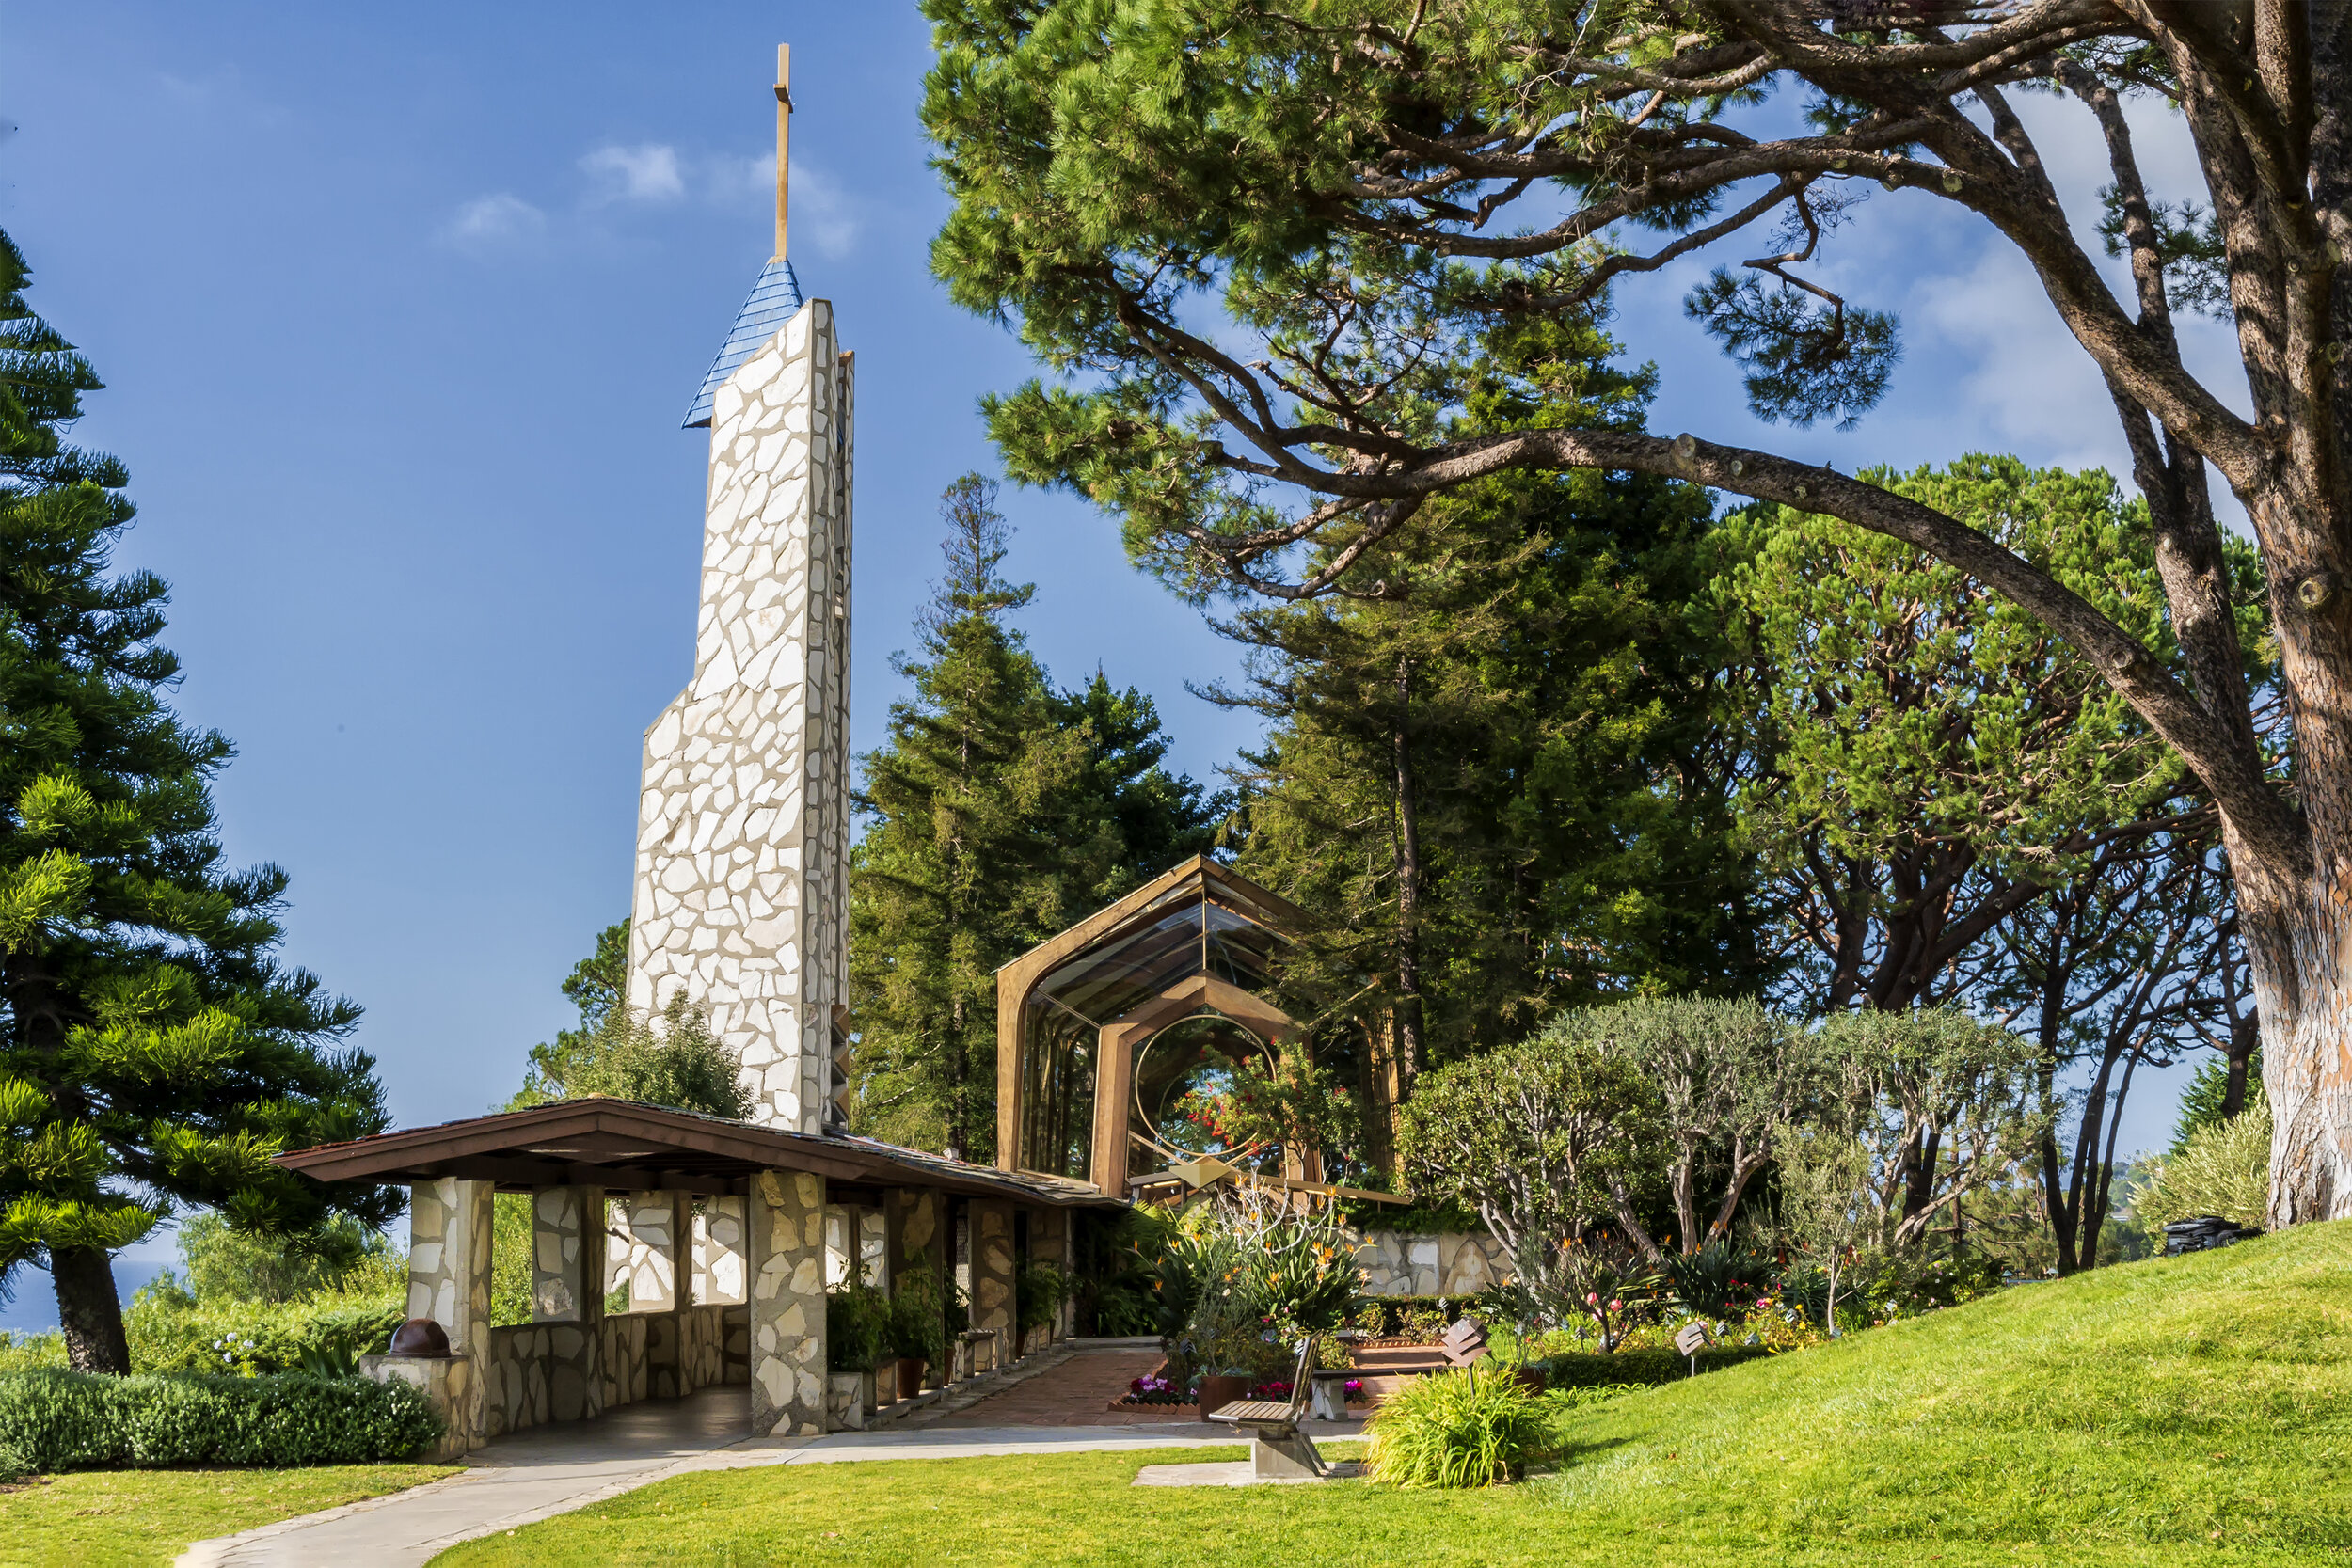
[1248,1426,1325,1480]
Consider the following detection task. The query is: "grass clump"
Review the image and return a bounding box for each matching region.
[1364,1366,1556,1488]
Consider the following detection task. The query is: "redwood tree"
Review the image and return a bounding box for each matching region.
[924,0,2352,1225]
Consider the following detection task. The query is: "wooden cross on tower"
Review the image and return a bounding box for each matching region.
[773,43,792,261]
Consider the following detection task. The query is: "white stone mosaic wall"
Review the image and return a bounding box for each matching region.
[613,1193,686,1312]
[628,299,854,1133]
[1349,1229,1515,1298]
[748,1168,828,1435]
[480,1305,743,1442]
[693,1196,749,1305]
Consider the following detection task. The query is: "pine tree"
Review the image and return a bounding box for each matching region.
[849,476,1216,1159]
[0,230,394,1372]
[1216,463,1765,1156]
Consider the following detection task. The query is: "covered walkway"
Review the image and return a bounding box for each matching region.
[272,1097,1121,1457]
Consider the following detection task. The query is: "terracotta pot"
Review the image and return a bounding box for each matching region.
[898,1357,928,1401]
[1196,1374,1249,1416]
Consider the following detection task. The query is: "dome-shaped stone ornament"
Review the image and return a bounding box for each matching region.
[389,1318,452,1357]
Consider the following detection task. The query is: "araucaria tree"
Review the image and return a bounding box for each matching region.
[925,2,2352,1225]
[0,231,395,1371]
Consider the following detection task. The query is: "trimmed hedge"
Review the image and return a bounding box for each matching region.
[1525,1345,1773,1389]
[0,1368,443,1471]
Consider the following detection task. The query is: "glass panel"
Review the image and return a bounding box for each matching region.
[1016,991,1096,1178]
[1127,1014,1276,1173]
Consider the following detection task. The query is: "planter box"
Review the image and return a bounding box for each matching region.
[1196,1374,1249,1417]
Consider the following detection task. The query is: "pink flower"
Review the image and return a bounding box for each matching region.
[1609,1299,1623,1312]
[1586,1292,1599,1305]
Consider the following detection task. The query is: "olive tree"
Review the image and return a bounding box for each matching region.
[1569,995,1821,1259]
[1396,1030,1662,1308]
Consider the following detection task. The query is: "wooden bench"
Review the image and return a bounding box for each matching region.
[1343,1318,1490,1377]
[1206,1338,1324,1479]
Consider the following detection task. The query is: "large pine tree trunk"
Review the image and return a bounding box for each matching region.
[2242,851,2352,1227]
[53,1245,131,1374]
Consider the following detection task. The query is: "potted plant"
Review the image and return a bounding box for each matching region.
[889,1266,949,1399]
[824,1282,891,1420]
[1194,1366,1252,1416]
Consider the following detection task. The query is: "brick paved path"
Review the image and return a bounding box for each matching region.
[930,1349,1209,1428]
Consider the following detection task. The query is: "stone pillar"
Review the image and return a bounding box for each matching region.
[1034,1207,1073,1344]
[883,1189,946,1387]
[747,1168,827,1435]
[531,1186,606,1423]
[968,1199,1016,1361]
[395,1178,491,1456]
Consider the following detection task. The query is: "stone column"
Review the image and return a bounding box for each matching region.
[531,1186,606,1423]
[883,1189,946,1387]
[1034,1207,1073,1344]
[968,1199,1016,1363]
[628,298,855,1134]
[747,1168,827,1435]
[399,1178,491,1454]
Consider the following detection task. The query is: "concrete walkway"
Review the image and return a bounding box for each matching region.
[177,1356,1365,1568]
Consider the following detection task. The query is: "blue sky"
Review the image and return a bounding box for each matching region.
[0,4,2235,1292]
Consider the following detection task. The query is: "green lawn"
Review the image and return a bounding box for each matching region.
[437,1220,2352,1566]
[0,1463,454,1568]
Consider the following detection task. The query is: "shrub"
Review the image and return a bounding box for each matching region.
[887,1268,948,1370]
[1014,1259,1074,1334]
[824,1283,892,1373]
[124,1284,405,1376]
[0,1369,441,1470]
[1346,1297,1483,1340]
[1364,1365,1559,1488]
[177,1211,405,1306]
[1522,1345,1772,1389]
[0,1332,66,1373]
[2137,1104,2272,1231]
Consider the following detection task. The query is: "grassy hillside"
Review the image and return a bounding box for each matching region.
[437,1222,2352,1566]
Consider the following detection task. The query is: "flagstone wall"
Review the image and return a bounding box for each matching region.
[627,298,854,1134]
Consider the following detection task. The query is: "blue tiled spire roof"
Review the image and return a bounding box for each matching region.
[682,257,804,429]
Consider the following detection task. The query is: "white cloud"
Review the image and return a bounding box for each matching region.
[786,161,863,261]
[440,193,547,252]
[580,143,687,205]
[708,151,863,260]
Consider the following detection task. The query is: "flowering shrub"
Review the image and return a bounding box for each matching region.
[1175,1054,1361,1168]
[1120,1373,1187,1406]
[1159,1201,1364,1388]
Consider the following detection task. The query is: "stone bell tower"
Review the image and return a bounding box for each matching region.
[627,43,853,1133]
